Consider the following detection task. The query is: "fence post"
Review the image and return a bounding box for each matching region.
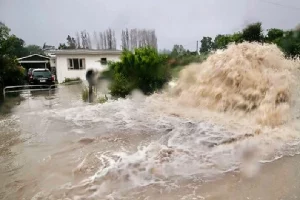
[3,87,5,99]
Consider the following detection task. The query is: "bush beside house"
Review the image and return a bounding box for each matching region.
[107,47,171,97]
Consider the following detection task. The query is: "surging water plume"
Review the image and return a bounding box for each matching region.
[173,42,298,127]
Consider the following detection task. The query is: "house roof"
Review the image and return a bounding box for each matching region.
[17,54,50,63]
[47,49,122,56]
[18,54,50,60]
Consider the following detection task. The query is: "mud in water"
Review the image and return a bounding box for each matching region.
[0,43,300,200]
[172,42,300,127]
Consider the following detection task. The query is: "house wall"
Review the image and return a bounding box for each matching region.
[50,57,56,67]
[55,54,120,83]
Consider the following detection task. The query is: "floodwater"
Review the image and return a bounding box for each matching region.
[1,42,300,200]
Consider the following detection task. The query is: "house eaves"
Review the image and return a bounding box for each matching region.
[47,49,122,56]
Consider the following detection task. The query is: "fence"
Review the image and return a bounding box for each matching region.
[3,85,58,99]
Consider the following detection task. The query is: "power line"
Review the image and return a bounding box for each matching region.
[259,0,300,10]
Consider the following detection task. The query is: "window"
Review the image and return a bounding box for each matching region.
[68,58,85,70]
[32,70,52,78]
[100,58,107,65]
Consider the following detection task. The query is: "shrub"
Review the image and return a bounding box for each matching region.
[63,77,81,83]
[108,47,171,97]
[0,56,25,87]
[62,77,82,85]
[98,95,108,104]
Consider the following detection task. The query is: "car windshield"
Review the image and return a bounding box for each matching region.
[33,70,51,77]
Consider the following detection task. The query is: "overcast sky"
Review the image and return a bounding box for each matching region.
[0,0,299,50]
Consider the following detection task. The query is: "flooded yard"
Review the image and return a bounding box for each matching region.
[0,82,300,200]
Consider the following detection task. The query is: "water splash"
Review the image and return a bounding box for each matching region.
[172,42,299,127]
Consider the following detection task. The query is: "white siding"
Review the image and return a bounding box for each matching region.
[50,57,56,67]
[56,54,120,83]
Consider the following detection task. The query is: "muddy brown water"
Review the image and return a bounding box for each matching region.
[2,42,300,200]
[0,83,299,200]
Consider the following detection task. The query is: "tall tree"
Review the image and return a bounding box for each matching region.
[214,35,231,49]
[75,32,81,49]
[242,22,264,43]
[121,28,157,51]
[99,32,104,49]
[94,31,100,49]
[58,43,68,49]
[81,31,89,49]
[230,32,243,44]
[66,35,76,49]
[200,37,214,53]
[87,32,92,49]
[112,29,117,50]
[0,22,25,93]
[171,44,186,57]
[103,31,107,49]
[265,28,284,44]
[278,29,300,57]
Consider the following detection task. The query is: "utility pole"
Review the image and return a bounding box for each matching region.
[196,41,199,54]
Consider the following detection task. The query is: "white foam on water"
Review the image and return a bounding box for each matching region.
[26,42,300,199]
[31,93,299,199]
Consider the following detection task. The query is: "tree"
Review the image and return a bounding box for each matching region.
[242,22,263,42]
[87,32,92,49]
[171,44,186,57]
[103,31,107,49]
[214,35,232,49]
[121,28,157,51]
[66,35,76,49]
[230,32,243,43]
[159,49,171,54]
[278,30,300,57]
[1,34,28,57]
[0,22,25,96]
[108,47,170,97]
[200,37,214,53]
[121,29,130,50]
[94,31,100,49]
[58,43,68,49]
[58,34,78,49]
[97,28,117,50]
[265,28,284,44]
[25,45,44,55]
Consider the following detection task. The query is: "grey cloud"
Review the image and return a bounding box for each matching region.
[0,0,299,50]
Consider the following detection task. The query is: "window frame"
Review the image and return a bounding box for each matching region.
[68,58,86,70]
[100,57,108,65]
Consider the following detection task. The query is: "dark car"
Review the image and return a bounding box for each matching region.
[29,68,55,86]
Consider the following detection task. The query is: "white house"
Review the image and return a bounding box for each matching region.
[47,49,122,83]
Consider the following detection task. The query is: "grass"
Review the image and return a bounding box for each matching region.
[98,95,108,104]
[82,87,89,102]
[82,86,108,104]
[62,77,82,85]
